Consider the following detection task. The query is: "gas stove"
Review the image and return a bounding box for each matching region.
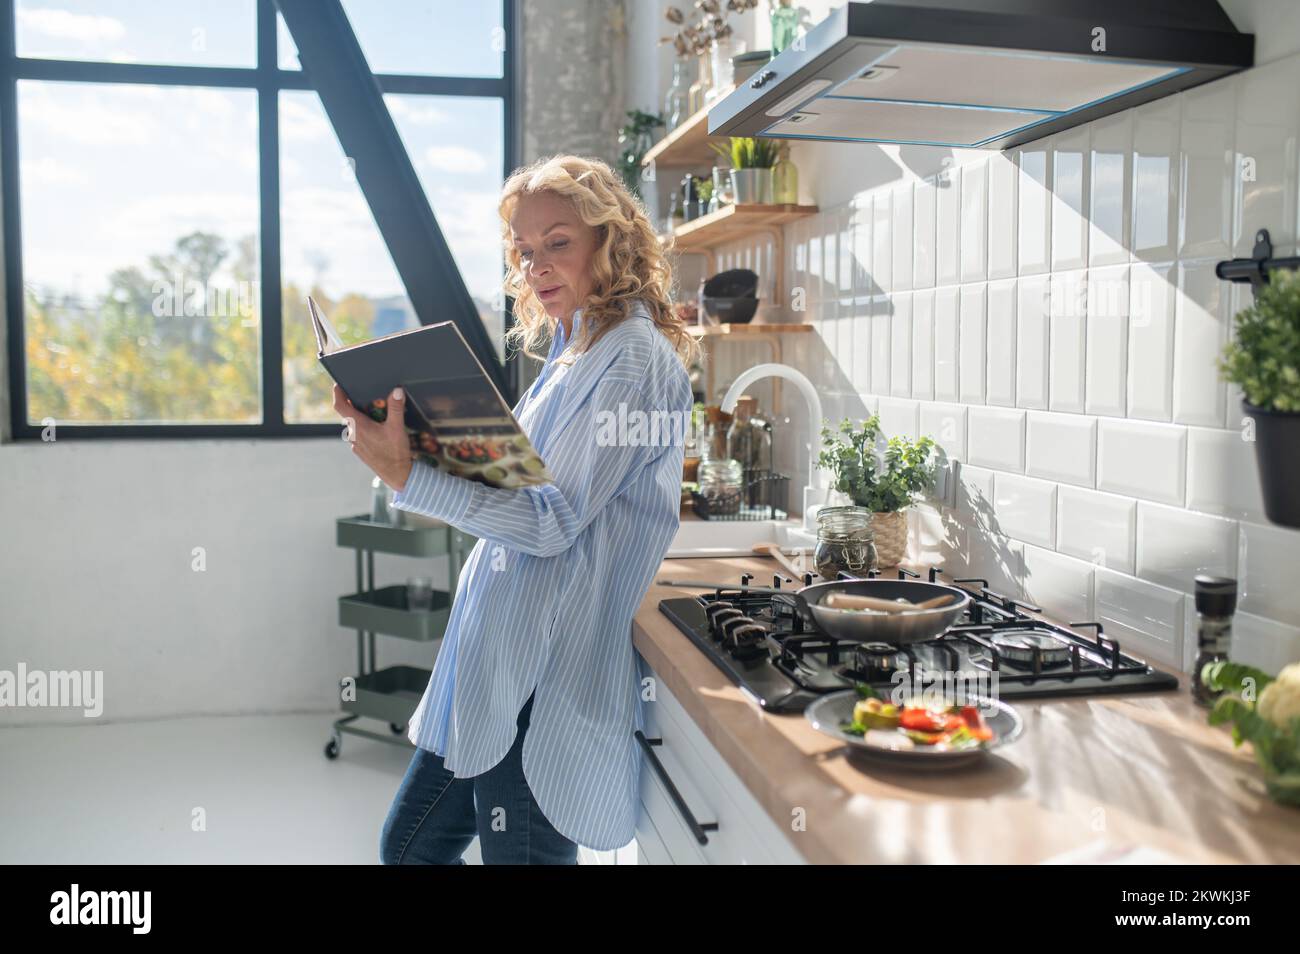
[658,566,1179,712]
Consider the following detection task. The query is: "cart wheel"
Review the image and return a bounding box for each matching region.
[324,735,340,760]
[389,723,406,735]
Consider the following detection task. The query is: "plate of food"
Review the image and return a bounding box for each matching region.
[804,685,1024,767]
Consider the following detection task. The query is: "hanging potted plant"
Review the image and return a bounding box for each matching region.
[1219,268,1300,528]
[711,136,779,205]
[817,416,936,568]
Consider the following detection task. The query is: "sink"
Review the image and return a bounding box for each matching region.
[666,516,816,559]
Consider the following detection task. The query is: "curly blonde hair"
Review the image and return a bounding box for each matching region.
[499,154,701,371]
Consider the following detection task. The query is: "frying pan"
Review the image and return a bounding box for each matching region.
[660,575,971,645]
[795,578,971,645]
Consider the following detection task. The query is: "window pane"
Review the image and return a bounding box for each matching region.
[18,81,261,425]
[341,0,504,77]
[280,91,420,424]
[385,94,505,361]
[276,12,300,71]
[15,0,256,68]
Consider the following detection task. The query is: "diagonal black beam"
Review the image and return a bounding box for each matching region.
[274,0,508,399]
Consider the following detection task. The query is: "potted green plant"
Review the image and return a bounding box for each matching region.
[817,416,936,568]
[1203,660,1300,807]
[1219,268,1300,528]
[711,136,779,204]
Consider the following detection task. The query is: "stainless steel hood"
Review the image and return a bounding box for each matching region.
[708,0,1254,150]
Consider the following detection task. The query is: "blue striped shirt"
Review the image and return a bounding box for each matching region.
[389,300,693,850]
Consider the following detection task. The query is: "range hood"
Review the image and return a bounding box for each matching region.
[708,0,1253,150]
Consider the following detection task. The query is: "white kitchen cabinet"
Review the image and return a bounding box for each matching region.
[633,654,807,865]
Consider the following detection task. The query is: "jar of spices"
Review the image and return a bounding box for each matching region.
[698,457,743,516]
[814,505,878,579]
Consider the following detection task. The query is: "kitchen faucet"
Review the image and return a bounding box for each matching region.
[720,363,825,532]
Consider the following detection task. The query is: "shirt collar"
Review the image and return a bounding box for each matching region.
[553,308,583,352]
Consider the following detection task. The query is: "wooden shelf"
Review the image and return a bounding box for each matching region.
[642,90,732,170]
[664,203,819,253]
[687,323,815,337]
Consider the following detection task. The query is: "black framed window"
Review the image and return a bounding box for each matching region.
[2,0,517,439]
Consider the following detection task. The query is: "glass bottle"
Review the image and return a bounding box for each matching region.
[726,396,759,471]
[698,457,744,517]
[772,142,799,204]
[770,0,799,58]
[687,50,712,116]
[814,506,878,579]
[1191,575,1238,707]
[664,56,690,130]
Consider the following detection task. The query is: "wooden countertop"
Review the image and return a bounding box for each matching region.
[631,553,1300,865]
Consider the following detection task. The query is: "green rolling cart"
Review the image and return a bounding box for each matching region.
[325,513,476,759]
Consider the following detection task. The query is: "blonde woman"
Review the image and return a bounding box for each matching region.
[336,155,700,864]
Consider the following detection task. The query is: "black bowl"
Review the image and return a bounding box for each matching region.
[702,296,759,324]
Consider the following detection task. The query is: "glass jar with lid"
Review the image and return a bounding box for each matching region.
[698,457,743,516]
[814,505,878,579]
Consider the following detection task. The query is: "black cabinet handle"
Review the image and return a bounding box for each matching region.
[635,730,718,846]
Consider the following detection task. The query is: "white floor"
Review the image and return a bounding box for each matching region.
[0,713,634,864]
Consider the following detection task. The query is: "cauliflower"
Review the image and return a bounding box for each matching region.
[1258,662,1300,728]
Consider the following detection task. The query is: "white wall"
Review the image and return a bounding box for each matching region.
[634,0,1300,675]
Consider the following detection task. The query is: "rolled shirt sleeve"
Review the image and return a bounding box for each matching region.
[390,378,678,558]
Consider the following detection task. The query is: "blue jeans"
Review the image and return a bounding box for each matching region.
[379,694,579,865]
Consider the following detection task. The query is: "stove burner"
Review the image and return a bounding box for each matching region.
[988,630,1072,669]
[658,566,1180,710]
[849,642,909,681]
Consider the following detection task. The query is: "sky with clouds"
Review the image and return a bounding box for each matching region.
[16,0,506,308]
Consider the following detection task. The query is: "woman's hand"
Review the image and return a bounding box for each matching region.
[334,383,415,492]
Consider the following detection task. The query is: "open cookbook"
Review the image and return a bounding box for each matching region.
[308,295,553,489]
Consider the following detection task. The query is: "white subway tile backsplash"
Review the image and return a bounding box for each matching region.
[1084,264,1129,417]
[1058,485,1136,574]
[1179,77,1236,260]
[1131,96,1181,264]
[967,407,1025,473]
[920,402,967,462]
[913,177,937,289]
[1172,261,1229,426]
[934,286,960,402]
[1050,128,1090,270]
[850,296,872,393]
[1015,274,1050,409]
[1185,426,1265,523]
[956,462,997,532]
[1088,110,1132,267]
[1097,418,1187,505]
[1017,145,1052,275]
[993,472,1057,548]
[876,396,919,440]
[1022,545,1094,626]
[871,295,891,395]
[961,158,989,282]
[985,278,1016,406]
[1048,270,1086,412]
[1193,607,1300,679]
[1135,501,1239,594]
[987,153,1018,280]
[851,197,872,298]
[1025,410,1096,487]
[966,531,1024,600]
[890,292,912,397]
[1233,56,1299,256]
[936,169,960,286]
[1239,521,1300,628]
[1127,262,1176,421]
[911,288,935,400]
[873,189,893,294]
[892,181,914,291]
[958,283,987,404]
[1095,568,1185,670]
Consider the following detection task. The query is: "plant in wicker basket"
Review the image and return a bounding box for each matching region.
[817,415,936,567]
